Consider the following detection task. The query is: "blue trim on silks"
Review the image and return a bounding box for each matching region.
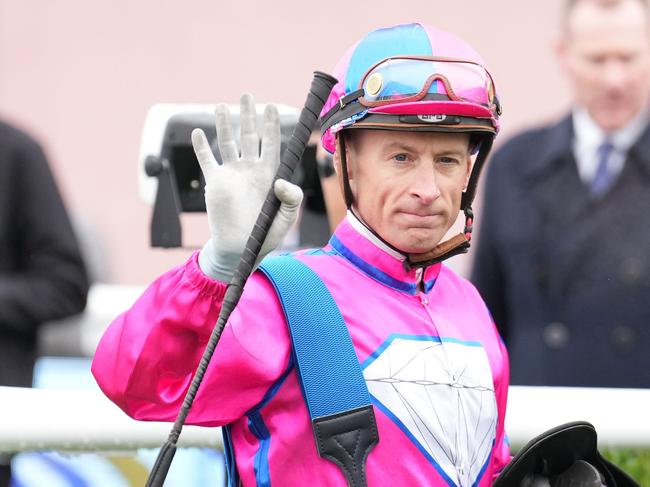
[345,23,433,94]
[302,248,338,257]
[472,442,496,487]
[246,356,295,415]
[242,356,295,487]
[361,334,494,487]
[329,234,418,294]
[440,336,482,347]
[260,256,372,420]
[361,333,439,369]
[248,413,272,487]
[222,425,240,487]
[360,333,482,369]
[423,278,437,293]
[369,397,457,487]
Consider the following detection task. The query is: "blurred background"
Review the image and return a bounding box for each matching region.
[4,1,649,485]
[0,0,569,284]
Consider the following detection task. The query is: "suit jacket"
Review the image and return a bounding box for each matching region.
[0,120,88,387]
[471,115,650,387]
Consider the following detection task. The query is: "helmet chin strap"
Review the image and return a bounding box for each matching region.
[403,207,473,270]
[337,134,355,208]
[349,206,473,271]
[338,133,487,269]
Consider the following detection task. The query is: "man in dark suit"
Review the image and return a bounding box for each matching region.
[0,119,89,485]
[472,0,650,388]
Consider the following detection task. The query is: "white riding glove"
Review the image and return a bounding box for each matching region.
[193,93,303,282]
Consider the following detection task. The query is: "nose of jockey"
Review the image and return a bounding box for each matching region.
[410,163,442,206]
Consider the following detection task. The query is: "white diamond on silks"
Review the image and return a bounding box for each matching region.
[363,336,498,487]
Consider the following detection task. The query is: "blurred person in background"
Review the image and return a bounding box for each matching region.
[471,0,650,387]
[0,119,89,486]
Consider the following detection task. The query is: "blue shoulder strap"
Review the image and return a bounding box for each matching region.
[259,255,378,487]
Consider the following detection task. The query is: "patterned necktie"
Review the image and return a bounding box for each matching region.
[590,140,615,195]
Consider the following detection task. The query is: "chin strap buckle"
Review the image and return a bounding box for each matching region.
[404,207,475,270]
[464,207,474,241]
[404,233,470,270]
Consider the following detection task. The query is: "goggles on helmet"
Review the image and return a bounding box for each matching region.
[320,56,500,144]
[359,55,500,117]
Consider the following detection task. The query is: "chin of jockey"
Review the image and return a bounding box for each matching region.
[91,22,510,487]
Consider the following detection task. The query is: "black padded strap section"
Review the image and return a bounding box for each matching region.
[313,405,379,487]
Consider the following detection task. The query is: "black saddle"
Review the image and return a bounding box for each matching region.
[494,421,639,487]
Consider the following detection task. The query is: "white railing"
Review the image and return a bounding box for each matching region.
[1,385,649,453]
[19,284,650,453]
[0,386,220,453]
[506,385,650,448]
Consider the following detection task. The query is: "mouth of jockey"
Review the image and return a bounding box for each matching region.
[396,209,446,226]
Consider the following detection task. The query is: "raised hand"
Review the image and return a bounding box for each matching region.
[194,93,303,282]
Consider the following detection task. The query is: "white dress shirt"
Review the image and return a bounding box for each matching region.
[572,106,650,184]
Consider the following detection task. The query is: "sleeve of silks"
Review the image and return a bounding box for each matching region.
[492,334,512,478]
[91,252,292,426]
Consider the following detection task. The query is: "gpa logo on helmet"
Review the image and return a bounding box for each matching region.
[417,114,447,123]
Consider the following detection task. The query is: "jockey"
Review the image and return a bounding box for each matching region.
[92,22,509,486]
